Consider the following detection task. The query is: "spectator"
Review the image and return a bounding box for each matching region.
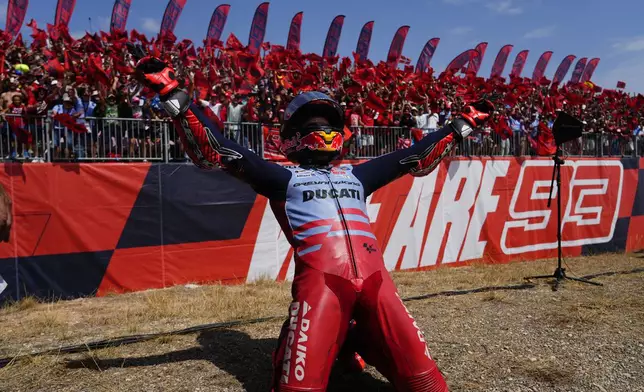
[51,93,79,159]
[0,23,640,162]
[3,94,30,159]
[227,94,246,144]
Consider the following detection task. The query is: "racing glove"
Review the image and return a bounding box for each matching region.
[462,99,495,128]
[450,99,495,141]
[135,56,180,97]
[135,56,190,118]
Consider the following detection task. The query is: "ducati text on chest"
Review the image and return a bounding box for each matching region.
[302,188,361,202]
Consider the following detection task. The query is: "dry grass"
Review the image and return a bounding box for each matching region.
[0,279,292,357]
[0,253,643,391]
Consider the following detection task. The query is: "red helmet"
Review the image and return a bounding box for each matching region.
[280,92,347,164]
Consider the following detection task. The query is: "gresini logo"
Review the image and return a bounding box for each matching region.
[501,160,623,254]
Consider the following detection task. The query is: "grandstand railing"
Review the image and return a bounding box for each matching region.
[0,114,641,162]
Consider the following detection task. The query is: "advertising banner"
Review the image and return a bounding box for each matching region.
[0,158,641,301]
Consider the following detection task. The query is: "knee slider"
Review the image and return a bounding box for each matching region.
[403,365,449,392]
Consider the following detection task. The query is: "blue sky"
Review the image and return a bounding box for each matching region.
[5,0,644,92]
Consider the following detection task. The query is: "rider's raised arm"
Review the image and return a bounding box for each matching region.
[352,119,465,196]
[163,90,291,199]
[353,101,493,196]
[135,56,290,199]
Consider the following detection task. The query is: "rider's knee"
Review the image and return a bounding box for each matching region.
[398,364,449,392]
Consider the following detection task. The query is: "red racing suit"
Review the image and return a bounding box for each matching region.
[166,96,475,391]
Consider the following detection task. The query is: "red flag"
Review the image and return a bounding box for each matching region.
[528,122,556,156]
[262,125,286,161]
[130,29,149,44]
[193,70,210,100]
[355,21,374,62]
[160,0,187,37]
[54,113,88,134]
[365,91,387,112]
[246,60,265,85]
[47,23,60,41]
[111,0,132,33]
[416,37,440,74]
[6,0,29,38]
[386,25,410,67]
[354,67,376,85]
[322,15,345,58]
[63,51,76,73]
[29,27,47,48]
[509,50,529,78]
[55,0,76,26]
[580,58,600,83]
[7,114,32,144]
[570,58,588,84]
[491,116,512,139]
[617,81,626,89]
[111,55,135,75]
[552,54,576,84]
[88,54,111,86]
[445,49,478,73]
[225,33,244,50]
[489,44,513,79]
[410,128,423,142]
[206,4,230,43]
[13,33,24,48]
[531,51,553,81]
[286,11,303,51]
[58,24,75,44]
[467,42,488,75]
[247,2,269,55]
[46,58,65,77]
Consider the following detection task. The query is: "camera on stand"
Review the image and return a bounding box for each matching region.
[524,111,603,291]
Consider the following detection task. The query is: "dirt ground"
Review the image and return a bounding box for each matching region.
[1,253,643,392]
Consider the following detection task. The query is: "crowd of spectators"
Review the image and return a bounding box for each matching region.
[0,22,642,161]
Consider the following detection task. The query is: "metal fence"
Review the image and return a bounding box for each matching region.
[0,114,641,162]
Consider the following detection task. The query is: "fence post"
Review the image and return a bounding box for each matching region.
[258,123,265,159]
[636,134,639,157]
[45,115,52,163]
[164,121,170,163]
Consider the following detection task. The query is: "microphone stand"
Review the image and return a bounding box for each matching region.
[524,148,603,291]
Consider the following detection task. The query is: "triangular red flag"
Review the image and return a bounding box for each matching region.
[225,33,244,51]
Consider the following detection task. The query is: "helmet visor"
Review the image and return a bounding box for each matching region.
[297,125,344,153]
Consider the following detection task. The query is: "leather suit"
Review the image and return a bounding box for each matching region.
[167,100,474,391]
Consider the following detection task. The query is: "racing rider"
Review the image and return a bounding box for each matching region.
[135,57,493,392]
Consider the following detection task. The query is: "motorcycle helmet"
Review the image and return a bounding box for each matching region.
[280,91,347,165]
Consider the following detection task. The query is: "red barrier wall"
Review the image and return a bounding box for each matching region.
[0,158,642,301]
